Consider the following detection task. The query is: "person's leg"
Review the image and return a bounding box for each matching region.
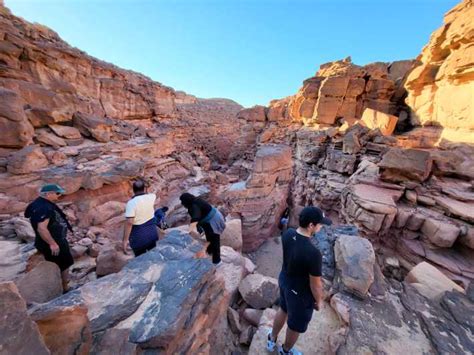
[282,328,300,353]
[210,233,221,264]
[145,241,157,252]
[271,307,288,340]
[202,224,220,263]
[133,247,146,257]
[61,269,70,292]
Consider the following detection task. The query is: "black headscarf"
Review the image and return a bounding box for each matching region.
[179,193,196,209]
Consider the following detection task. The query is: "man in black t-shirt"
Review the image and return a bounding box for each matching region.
[267,206,332,355]
[25,184,74,291]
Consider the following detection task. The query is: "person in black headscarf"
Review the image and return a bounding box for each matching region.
[179,193,225,264]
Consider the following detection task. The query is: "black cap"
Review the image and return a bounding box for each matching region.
[299,206,332,227]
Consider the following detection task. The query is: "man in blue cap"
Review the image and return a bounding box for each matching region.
[267,206,332,355]
[25,183,74,291]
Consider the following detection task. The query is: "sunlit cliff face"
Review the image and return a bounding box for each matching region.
[404,0,474,142]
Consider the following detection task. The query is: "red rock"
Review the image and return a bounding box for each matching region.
[405,0,474,130]
[35,129,67,148]
[15,261,63,304]
[0,88,35,148]
[360,108,398,136]
[433,196,474,223]
[421,217,460,248]
[0,282,50,354]
[220,218,243,252]
[31,304,92,355]
[379,148,433,183]
[405,262,464,300]
[238,273,279,309]
[7,145,49,174]
[48,124,82,139]
[287,58,398,126]
[72,112,113,143]
[96,244,131,276]
[237,105,267,122]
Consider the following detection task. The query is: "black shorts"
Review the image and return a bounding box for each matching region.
[279,277,314,333]
[37,239,74,272]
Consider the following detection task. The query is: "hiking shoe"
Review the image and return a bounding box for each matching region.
[278,345,303,355]
[266,329,277,352]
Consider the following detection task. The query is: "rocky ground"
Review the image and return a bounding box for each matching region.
[0,0,473,354]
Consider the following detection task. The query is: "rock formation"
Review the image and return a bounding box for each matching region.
[405,0,474,134]
[0,0,473,354]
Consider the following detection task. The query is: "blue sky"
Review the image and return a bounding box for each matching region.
[6,0,458,107]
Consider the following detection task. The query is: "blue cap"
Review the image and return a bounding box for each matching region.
[40,184,65,194]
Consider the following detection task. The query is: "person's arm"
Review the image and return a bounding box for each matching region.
[310,275,324,311]
[122,218,134,254]
[37,219,60,256]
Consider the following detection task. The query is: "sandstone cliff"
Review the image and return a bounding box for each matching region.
[405,0,474,133]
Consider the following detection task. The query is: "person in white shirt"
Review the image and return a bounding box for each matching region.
[122,180,159,256]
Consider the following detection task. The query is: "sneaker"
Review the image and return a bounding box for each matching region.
[278,345,303,355]
[266,329,277,352]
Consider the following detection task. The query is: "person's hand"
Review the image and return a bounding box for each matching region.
[49,242,60,256]
[189,230,200,238]
[314,301,323,311]
[122,242,130,255]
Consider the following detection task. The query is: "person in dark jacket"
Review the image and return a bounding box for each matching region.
[154,206,169,230]
[179,193,225,264]
[25,183,74,291]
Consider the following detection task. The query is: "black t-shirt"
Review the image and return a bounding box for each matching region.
[187,198,212,223]
[281,228,322,294]
[24,197,70,250]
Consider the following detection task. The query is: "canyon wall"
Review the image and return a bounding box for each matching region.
[405,0,474,132]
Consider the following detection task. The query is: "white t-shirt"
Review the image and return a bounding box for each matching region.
[125,193,156,225]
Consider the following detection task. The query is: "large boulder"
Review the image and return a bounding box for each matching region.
[0,282,50,354]
[220,218,243,252]
[334,234,375,297]
[420,217,460,248]
[379,148,433,183]
[48,124,82,140]
[15,261,63,304]
[96,245,131,276]
[360,108,398,136]
[7,145,49,175]
[35,129,67,148]
[72,112,114,142]
[0,88,35,148]
[405,262,464,300]
[215,246,248,301]
[238,273,279,309]
[31,304,92,354]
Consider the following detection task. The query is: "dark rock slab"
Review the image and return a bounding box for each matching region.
[311,225,359,280]
[129,258,213,347]
[400,283,474,354]
[0,281,50,355]
[30,271,152,333]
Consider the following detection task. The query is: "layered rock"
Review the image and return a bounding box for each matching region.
[28,230,243,354]
[287,57,414,126]
[405,0,474,133]
[0,282,50,354]
[225,144,293,251]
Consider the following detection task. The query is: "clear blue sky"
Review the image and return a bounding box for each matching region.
[6,0,459,107]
